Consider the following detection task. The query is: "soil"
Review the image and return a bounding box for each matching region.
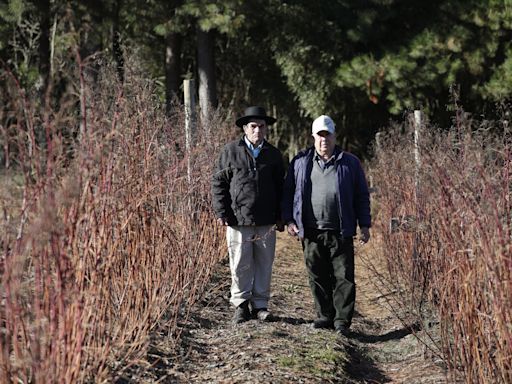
[124,232,449,383]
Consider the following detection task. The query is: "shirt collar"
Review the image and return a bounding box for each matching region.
[244,136,265,158]
[313,147,341,169]
[314,147,340,162]
[244,136,264,150]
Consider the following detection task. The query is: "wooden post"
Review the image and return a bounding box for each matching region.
[414,110,422,171]
[369,132,384,195]
[184,79,196,183]
[412,110,423,286]
[375,132,383,153]
[288,131,297,163]
[413,110,423,210]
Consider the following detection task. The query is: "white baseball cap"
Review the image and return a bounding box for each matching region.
[312,115,335,135]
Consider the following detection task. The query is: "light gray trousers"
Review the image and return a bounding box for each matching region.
[227,225,276,309]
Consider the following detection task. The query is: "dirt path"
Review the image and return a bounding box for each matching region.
[139,232,448,383]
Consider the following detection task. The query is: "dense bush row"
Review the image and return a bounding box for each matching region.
[0,59,230,382]
[370,113,511,383]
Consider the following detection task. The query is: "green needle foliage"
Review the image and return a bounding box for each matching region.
[1,0,512,158]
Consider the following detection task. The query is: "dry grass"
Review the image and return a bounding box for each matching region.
[369,112,511,383]
[0,56,232,382]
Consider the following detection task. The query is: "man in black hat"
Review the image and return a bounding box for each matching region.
[212,106,285,324]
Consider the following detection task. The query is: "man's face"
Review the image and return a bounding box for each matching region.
[313,130,336,157]
[243,119,267,146]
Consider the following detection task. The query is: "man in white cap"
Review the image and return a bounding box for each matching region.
[212,106,285,324]
[282,115,371,336]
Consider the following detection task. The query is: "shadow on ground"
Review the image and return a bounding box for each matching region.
[271,316,310,325]
[351,322,422,344]
[344,341,391,383]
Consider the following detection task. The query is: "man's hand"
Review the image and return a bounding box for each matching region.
[287,222,300,237]
[359,227,370,244]
[216,217,229,226]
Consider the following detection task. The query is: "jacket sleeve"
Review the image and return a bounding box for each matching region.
[354,159,371,228]
[281,157,297,224]
[211,147,233,220]
[273,152,286,222]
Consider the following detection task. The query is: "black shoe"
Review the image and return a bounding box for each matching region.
[335,324,351,337]
[232,301,250,324]
[252,308,273,321]
[311,318,334,329]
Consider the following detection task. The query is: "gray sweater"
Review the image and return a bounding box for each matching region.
[302,157,340,230]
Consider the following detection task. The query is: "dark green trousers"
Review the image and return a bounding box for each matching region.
[302,229,355,328]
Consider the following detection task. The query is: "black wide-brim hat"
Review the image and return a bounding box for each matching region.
[235,106,277,128]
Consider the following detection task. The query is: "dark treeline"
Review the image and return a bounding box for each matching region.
[1,0,512,158]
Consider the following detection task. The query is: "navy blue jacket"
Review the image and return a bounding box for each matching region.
[282,146,371,238]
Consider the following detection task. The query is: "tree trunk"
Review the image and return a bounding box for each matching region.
[38,0,51,91]
[112,0,124,82]
[165,32,182,115]
[197,28,217,124]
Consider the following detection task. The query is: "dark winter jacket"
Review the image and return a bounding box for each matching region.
[211,138,284,226]
[282,146,371,238]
